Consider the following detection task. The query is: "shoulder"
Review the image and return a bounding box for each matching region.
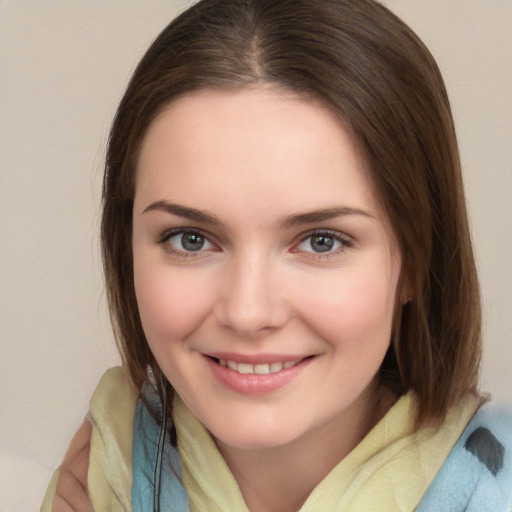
[88,366,139,511]
[90,366,138,416]
[417,400,512,512]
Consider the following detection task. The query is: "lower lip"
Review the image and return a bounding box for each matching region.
[205,356,312,395]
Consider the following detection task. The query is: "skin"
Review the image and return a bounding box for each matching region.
[52,421,93,512]
[131,87,403,511]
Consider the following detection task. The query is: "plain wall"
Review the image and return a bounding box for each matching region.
[1,1,511,510]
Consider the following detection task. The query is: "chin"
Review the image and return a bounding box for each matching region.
[204,410,308,451]
[214,426,300,451]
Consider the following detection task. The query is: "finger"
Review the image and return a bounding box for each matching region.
[62,421,92,467]
[53,468,94,512]
[52,493,93,512]
[61,422,92,489]
[66,440,91,487]
[52,494,75,512]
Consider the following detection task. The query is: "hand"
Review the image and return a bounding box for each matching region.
[52,420,94,512]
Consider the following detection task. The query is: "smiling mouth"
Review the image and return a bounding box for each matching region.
[216,358,302,375]
[206,355,314,394]
[208,356,315,375]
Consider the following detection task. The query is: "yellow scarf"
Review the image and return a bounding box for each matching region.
[175,392,480,512]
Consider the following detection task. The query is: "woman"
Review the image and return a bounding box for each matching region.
[42,0,512,510]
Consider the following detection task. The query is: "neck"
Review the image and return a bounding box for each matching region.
[215,383,395,512]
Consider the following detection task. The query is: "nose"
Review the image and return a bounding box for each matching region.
[214,251,289,337]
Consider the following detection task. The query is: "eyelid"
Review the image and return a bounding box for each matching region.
[157,226,214,242]
[156,227,219,257]
[291,228,353,255]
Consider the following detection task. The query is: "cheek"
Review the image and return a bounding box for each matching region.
[133,257,215,345]
[296,264,398,352]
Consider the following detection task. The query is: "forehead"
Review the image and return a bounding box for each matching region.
[134,87,383,221]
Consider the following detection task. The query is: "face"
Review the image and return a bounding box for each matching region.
[132,87,402,451]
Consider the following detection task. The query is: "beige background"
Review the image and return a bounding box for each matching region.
[1,1,511,510]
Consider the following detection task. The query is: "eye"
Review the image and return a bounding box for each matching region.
[295,230,351,255]
[159,229,214,255]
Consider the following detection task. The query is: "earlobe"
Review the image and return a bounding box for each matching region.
[401,294,413,305]
[399,273,413,305]
[400,282,413,304]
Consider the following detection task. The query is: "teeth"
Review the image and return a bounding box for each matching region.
[270,362,284,372]
[218,359,300,374]
[238,363,254,374]
[254,363,271,375]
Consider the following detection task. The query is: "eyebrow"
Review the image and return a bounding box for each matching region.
[142,201,222,226]
[143,200,373,228]
[279,207,374,228]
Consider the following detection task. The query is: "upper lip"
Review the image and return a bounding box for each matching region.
[205,352,311,365]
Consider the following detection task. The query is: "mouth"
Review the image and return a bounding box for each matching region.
[215,358,303,375]
[204,354,315,394]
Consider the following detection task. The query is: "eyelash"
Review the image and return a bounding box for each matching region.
[293,229,353,259]
[157,228,217,258]
[156,228,353,259]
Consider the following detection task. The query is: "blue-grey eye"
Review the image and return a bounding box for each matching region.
[168,231,212,252]
[311,235,334,253]
[297,233,343,253]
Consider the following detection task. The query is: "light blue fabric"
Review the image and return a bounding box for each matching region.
[132,391,190,512]
[416,402,512,512]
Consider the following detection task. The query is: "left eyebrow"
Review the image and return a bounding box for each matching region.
[279,207,374,228]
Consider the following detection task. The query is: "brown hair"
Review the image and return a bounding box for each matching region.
[101,0,481,426]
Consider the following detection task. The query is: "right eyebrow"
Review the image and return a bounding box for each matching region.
[142,200,222,226]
